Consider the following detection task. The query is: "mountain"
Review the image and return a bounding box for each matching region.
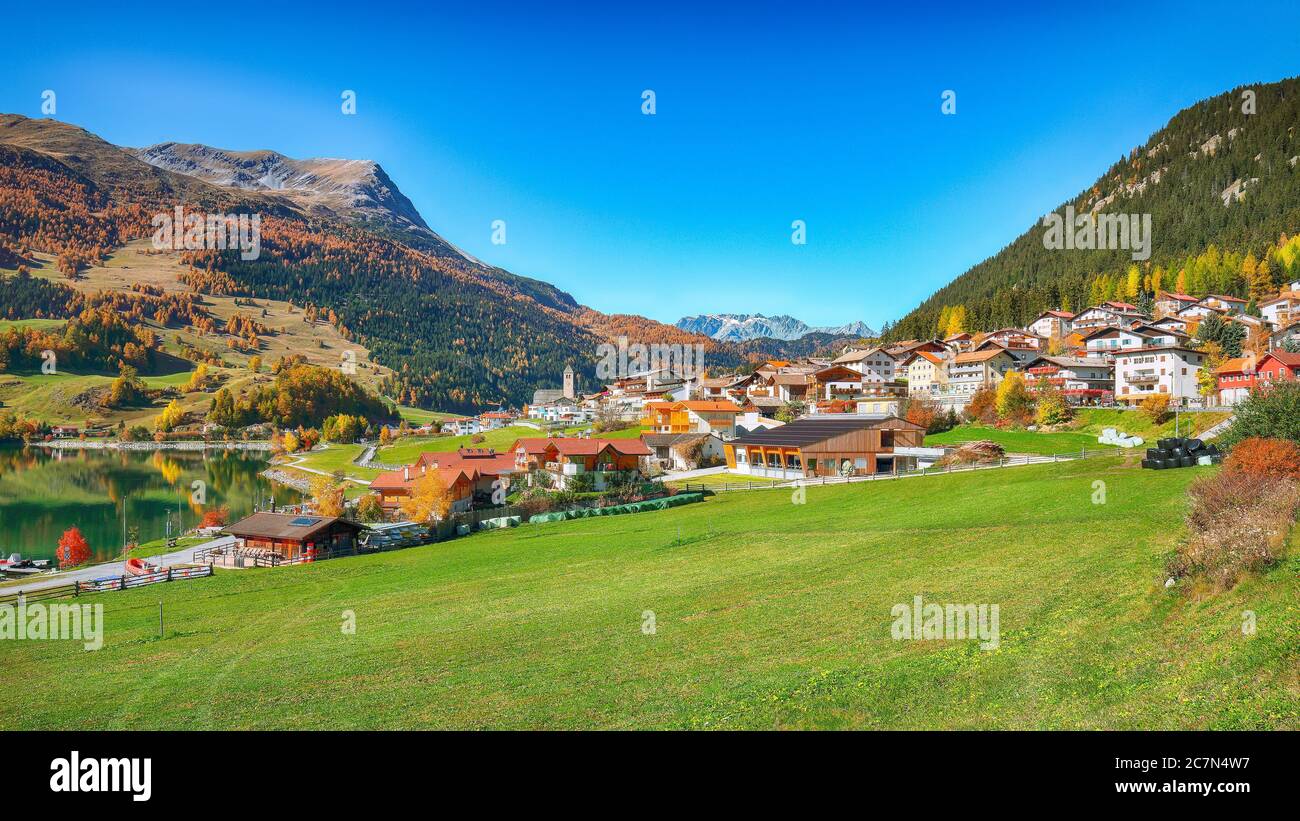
[0,115,819,413]
[676,313,876,342]
[885,76,1300,341]
[131,142,471,259]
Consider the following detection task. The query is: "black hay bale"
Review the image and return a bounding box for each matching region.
[1161,459,1179,469]
[1141,459,1157,469]
[1179,456,1195,468]
[1146,448,1165,460]
[1185,438,1203,452]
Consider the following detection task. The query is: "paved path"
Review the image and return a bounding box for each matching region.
[656,466,727,482]
[1,536,234,595]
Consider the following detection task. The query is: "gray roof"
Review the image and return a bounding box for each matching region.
[730,415,910,447]
[531,389,566,404]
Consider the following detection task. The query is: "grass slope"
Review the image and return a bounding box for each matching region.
[925,410,1234,455]
[2,457,1294,730]
[376,425,537,463]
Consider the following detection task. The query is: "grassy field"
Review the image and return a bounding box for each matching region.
[665,472,783,490]
[282,444,380,480]
[0,318,67,332]
[395,406,458,425]
[2,456,1295,730]
[377,425,538,463]
[1069,408,1231,440]
[926,409,1234,455]
[925,426,1098,454]
[128,536,208,561]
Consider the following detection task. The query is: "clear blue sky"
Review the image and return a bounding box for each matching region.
[2,0,1297,330]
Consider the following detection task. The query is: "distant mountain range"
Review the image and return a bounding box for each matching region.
[676,313,876,342]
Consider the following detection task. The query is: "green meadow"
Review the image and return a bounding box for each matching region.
[2,456,1294,730]
[924,409,1233,455]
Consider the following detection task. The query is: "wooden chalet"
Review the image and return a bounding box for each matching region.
[723,415,926,479]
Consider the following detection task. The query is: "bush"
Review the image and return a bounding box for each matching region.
[1172,471,1298,588]
[568,472,595,493]
[1222,437,1300,480]
[1139,394,1170,424]
[1218,382,1300,449]
[1034,380,1072,426]
[964,386,997,424]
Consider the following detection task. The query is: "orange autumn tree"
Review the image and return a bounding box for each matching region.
[55,527,92,568]
[199,507,230,528]
[400,470,454,523]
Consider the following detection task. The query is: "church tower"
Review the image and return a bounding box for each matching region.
[563,365,575,399]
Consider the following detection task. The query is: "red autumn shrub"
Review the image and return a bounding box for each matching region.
[1223,437,1300,480]
[199,506,230,528]
[1172,470,1299,589]
[55,527,92,568]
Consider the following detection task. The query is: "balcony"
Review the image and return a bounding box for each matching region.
[545,461,583,476]
[1126,371,1159,385]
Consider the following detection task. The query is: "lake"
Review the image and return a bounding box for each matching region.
[0,445,300,563]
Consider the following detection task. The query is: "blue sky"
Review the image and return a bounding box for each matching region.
[2,0,1297,330]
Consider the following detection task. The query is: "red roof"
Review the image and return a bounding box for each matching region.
[1258,351,1300,369]
[509,437,651,457]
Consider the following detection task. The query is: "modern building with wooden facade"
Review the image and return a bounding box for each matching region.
[723,415,928,480]
[225,512,365,560]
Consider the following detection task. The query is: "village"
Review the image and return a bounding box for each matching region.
[170,279,1300,566]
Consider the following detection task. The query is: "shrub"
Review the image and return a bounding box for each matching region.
[1222,437,1300,480]
[1172,471,1299,588]
[964,386,997,424]
[1139,394,1170,424]
[199,507,230,528]
[1219,382,1300,449]
[1034,380,1072,426]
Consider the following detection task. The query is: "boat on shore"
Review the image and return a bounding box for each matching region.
[0,554,54,577]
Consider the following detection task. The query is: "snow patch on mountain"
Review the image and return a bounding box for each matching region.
[675,313,875,342]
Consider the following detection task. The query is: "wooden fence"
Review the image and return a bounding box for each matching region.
[0,564,213,606]
[75,564,213,593]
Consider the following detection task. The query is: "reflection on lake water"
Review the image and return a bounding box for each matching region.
[0,445,300,562]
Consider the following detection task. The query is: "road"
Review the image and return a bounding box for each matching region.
[1,535,233,596]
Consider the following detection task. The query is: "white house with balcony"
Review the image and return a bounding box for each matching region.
[1112,345,1206,405]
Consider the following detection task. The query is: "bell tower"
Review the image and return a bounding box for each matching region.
[563,365,575,399]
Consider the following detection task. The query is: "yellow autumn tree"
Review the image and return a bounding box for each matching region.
[282,429,300,453]
[155,398,185,431]
[400,470,454,523]
[944,305,966,337]
[1125,265,1141,299]
[995,371,1034,424]
[249,355,262,373]
[309,474,347,518]
[185,363,209,393]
